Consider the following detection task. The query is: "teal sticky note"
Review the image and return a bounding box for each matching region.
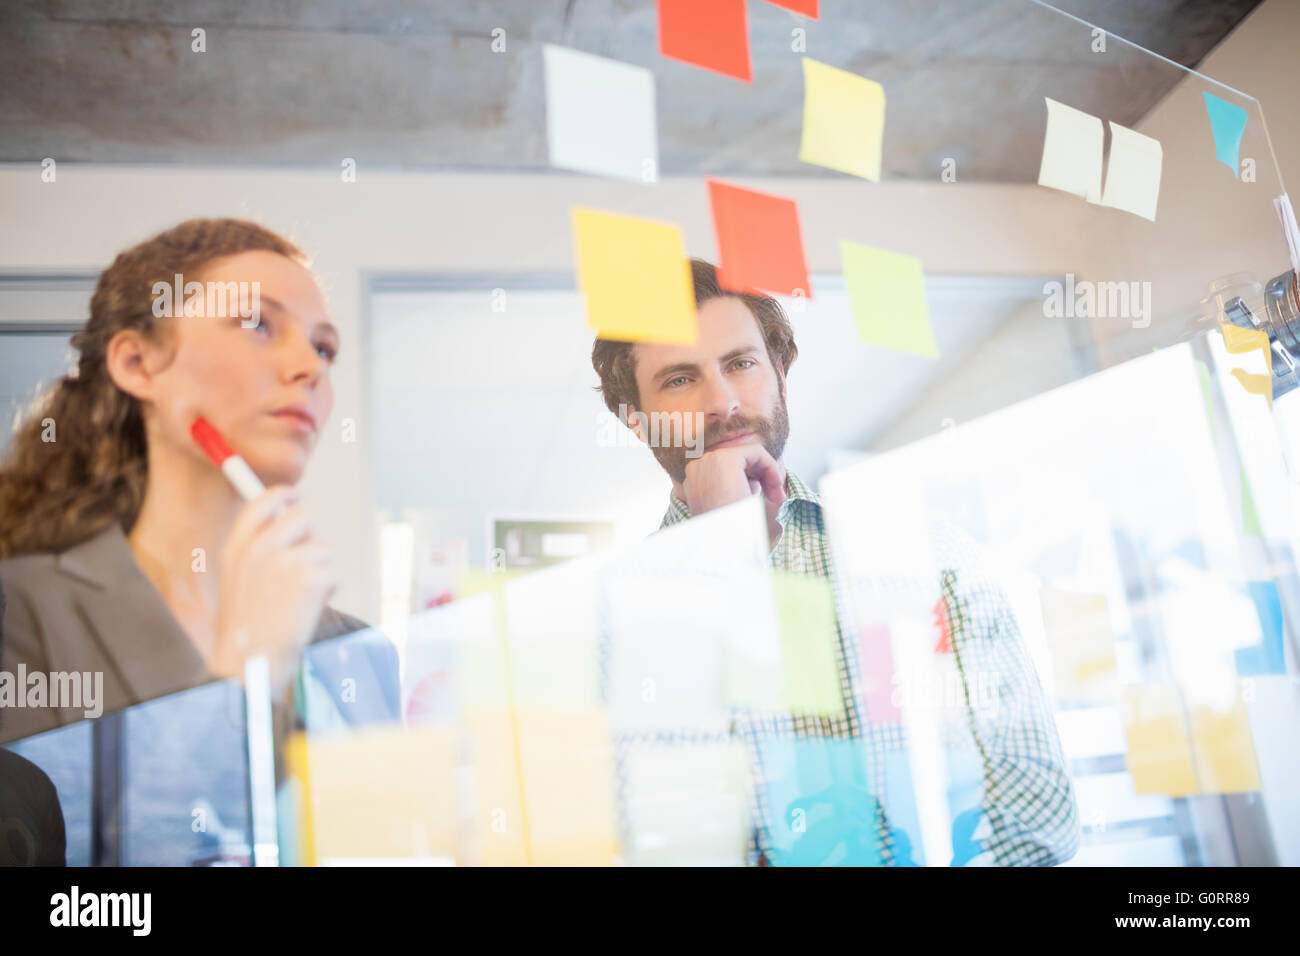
[757,738,883,866]
[1203,92,1248,179]
[1235,580,1285,676]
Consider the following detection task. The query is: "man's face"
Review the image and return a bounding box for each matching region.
[629,295,790,484]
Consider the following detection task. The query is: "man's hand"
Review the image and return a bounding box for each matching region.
[682,442,785,516]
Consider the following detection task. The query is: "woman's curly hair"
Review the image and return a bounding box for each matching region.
[0,218,308,558]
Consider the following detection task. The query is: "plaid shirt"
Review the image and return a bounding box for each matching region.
[656,470,1079,866]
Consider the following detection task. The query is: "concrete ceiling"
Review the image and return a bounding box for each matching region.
[0,0,1263,181]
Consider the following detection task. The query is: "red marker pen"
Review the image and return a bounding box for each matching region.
[190,416,266,501]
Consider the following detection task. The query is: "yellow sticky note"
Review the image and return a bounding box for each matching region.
[289,726,458,865]
[1188,693,1261,793]
[799,57,885,181]
[1100,121,1163,221]
[841,240,938,357]
[466,710,530,866]
[572,207,698,344]
[1039,589,1117,703]
[1120,685,1198,797]
[1038,97,1104,203]
[772,571,845,716]
[514,710,621,865]
[1220,322,1273,408]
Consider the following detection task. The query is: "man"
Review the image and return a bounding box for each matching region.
[591,258,1079,865]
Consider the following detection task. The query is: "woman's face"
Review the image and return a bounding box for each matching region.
[144,250,338,487]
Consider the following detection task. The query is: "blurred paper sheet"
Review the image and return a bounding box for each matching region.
[1120,685,1197,797]
[515,710,620,865]
[1188,691,1262,794]
[772,571,846,716]
[1039,589,1117,703]
[621,742,750,866]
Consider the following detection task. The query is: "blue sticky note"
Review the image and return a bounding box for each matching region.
[1235,580,1285,676]
[882,750,922,866]
[1203,92,1248,179]
[945,746,986,866]
[757,738,883,866]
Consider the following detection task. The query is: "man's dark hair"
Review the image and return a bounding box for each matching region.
[591,259,798,416]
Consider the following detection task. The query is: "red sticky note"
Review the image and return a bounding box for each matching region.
[658,0,752,83]
[708,180,812,298]
[764,0,819,17]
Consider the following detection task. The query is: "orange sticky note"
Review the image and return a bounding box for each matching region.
[764,0,818,17]
[572,207,698,344]
[708,180,812,298]
[658,0,751,82]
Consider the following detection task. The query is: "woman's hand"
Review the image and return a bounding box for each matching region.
[209,485,340,682]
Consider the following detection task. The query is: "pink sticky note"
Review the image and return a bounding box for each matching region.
[859,624,901,722]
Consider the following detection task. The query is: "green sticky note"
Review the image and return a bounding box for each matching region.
[1241,466,1262,538]
[772,572,844,716]
[841,239,938,357]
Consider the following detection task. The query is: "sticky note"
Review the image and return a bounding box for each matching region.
[1038,97,1103,203]
[1220,321,1272,408]
[772,571,845,716]
[757,737,883,866]
[514,710,620,865]
[1235,581,1285,676]
[544,45,658,184]
[858,624,902,722]
[765,0,819,16]
[1197,360,1218,439]
[1039,589,1118,704]
[1100,121,1162,221]
[465,711,529,865]
[657,0,751,82]
[572,207,698,344]
[798,57,884,181]
[840,239,938,357]
[1203,92,1249,179]
[1240,464,1263,538]
[708,180,812,298]
[288,726,458,865]
[621,742,751,866]
[1189,692,1261,793]
[1120,685,1198,797]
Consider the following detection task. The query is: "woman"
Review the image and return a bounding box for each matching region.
[0,218,375,746]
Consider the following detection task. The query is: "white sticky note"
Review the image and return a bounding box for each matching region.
[1101,121,1163,221]
[1038,97,1103,204]
[544,44,658,184]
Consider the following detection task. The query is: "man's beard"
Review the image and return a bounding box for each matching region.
[650,390,790,486]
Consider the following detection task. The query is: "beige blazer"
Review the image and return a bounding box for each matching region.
[0,520,366,745]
